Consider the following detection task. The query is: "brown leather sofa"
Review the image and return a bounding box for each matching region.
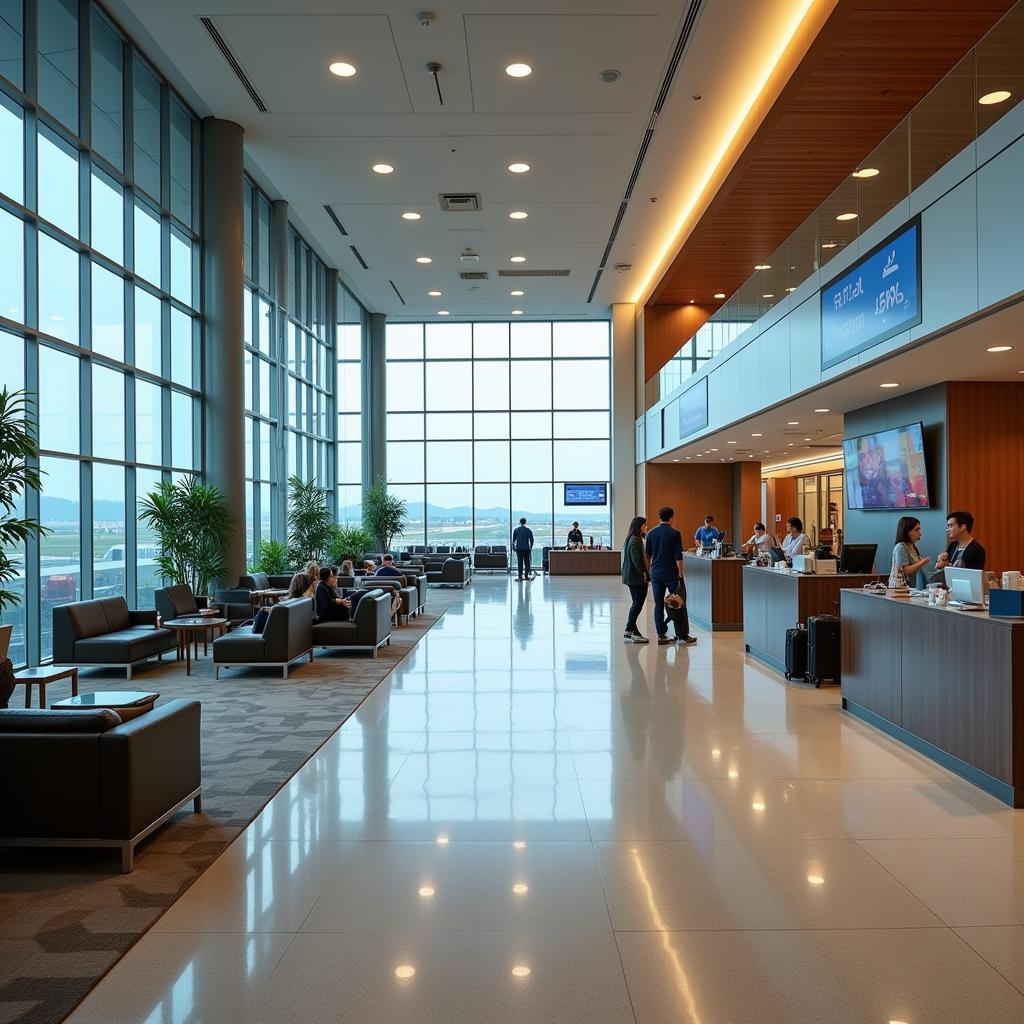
[0,700,202,872]
[426,557,471,587]
[473,545,508,571]
[154,583,201,621]
[212,597,314,678]
[52,597,176,679]
[313,588,391,656]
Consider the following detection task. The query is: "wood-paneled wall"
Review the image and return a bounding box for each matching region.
[734,462,762,541]
[764,477,798,540]
[643,304,713,382]
[946,382,1024,573]
[644,463,735,541]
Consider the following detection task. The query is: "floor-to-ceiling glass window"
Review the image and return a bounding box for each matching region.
[0,1,199,665]
[336,282,364,527]
[384,321,611,551]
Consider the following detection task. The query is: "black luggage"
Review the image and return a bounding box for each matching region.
[784,625,807,681]
[806,614,841,687]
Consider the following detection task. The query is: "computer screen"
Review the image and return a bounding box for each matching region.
[838,543,877,574]
[944,566,986,605]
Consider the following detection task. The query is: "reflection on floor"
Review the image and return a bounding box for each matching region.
[68,576,1024,1023]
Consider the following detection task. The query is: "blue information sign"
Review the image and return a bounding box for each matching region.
[564,483,607,506]
[678,377,708,438]
[820,220,921,369]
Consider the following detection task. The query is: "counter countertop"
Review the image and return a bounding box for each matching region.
[843,587,1024,626]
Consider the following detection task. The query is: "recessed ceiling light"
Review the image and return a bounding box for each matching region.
[836,212,858,221]
[880,382,900,388]
[427,290,441,297]
[510,255,526,263]
[513,841,526,849]
[787,421,799,425]
[714,292,726,299]
[511,965,532,978]
[807,874,825,886]
[402,211,421,221]
[505,63,532,78]
[416,256,432,264]
[821,242,838,250]
[751,801,766,811]
[395,965,416,980]
[727,440,737,444]
[814,408,830,413]
[762,293,774,299]
[987,345,1013,352]
[418,886,435,897]
[511,309,523,315]
[508,210,528,220]
[786,286,796,292]
[510,289,524,296]
[672,458,679,462]
[372,163,394,174]
[804,437,812,441]
[751,433,763,437]
[436,835,449,845]
[851,168,879,178]
[787,442,794,447]
[754,264,771,271]
[437,310,450,316]
[512,882,528,894]
[328,61,357,78]
[979,90,1012,105]
[710,448,718,451]
[695,453,703,457]
[508,162,530,174]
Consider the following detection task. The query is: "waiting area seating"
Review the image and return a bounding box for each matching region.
[0,699,202,871]
[473,545,509,572]
[313,588,392,656]
[213,597,314,678]
[52,597,176,679]
[426,557,472,587]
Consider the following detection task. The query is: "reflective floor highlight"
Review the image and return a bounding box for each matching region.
[69,576,1024,1023]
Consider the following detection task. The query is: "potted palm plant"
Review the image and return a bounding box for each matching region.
[287,475,333,564]
[0,388,49,666]
[138,475,233,597]
[363,479,407,555]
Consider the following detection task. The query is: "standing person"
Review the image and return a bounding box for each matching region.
[694,515,723,549]
[781,517,811,563]
[645,506,689,646]
[931,510,986,584]
[567,522,584,548]
[512,517,534,580]
[621,516,649,644]
[891,517,930,588]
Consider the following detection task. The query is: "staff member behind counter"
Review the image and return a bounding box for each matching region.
[744,522,775,556]
[929,510,986,585]
[694,515,724,548]
[781,517,812,562]
[566,522,585,547]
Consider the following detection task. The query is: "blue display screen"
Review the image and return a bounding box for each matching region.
[564,483,607,506]
[820,220,921,369]
[678,377,708,438]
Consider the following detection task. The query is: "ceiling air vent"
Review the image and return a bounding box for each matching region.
[498,269,570,278]
[200,18,268,112]
[459,271,489,280]
[439,193,481,212]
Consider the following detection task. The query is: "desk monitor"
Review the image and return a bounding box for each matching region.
[944,566,986,606]
[838,543,877,574]
[769,546,787,564]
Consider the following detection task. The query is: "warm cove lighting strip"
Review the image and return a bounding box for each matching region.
[631,0,818,304]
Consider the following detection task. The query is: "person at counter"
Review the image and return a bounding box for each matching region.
[781,517,812,563]
[646,505,686,646]
[891,516,930,588]
[694,515,723,548]
[930,510,986,584]
[744,522,775,556]
[567,522,585,548]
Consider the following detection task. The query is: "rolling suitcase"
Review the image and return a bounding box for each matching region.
[784,625,807,681]
[806,614,841,687]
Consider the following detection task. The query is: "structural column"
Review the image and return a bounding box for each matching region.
[201,117,246,586]
[611,302,638,540]
[365,311,387,489]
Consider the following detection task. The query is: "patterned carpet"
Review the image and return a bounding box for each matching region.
[0,588,463,1024]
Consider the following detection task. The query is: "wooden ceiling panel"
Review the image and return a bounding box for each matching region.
[651,0,1017,311]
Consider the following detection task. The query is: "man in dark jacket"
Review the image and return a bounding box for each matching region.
[644,505,696,646]
[512,517,535,580]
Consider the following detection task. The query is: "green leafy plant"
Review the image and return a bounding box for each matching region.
[254,538,290,576]
[363,479,407,554]
[0,388,49,614]
[138,475,233,595]
[327,524,376,567]
[287,475,334,563]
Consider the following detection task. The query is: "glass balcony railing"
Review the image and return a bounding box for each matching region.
[646,0,1024,411]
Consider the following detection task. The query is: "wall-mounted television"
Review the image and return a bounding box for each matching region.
[564,483,608,506]
[843,421,930,510]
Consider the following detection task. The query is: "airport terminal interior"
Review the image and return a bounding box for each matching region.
[3,0,1024,1021]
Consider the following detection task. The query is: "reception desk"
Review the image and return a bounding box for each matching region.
[841,589,1024,806]
[548,549,620,575]
[743,566,880,672]
[683,553,744,631]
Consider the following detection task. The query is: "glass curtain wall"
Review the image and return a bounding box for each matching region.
[384,321,611,551]
[336,282,364,527]
[0,0,200,665]
[242,178,337,566]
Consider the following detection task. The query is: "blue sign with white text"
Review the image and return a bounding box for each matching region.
[820,220,921,369]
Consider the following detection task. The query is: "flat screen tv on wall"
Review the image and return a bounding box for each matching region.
[843,421,930,510]
[564,483,607,506]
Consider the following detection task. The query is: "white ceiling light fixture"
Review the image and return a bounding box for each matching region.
[714,292,726,299]
[427,290,441,297]
[851,167,879,178]
[437,310,450,316]
[510,289,524,296]
[754,263,771,271]
[329,61,357,78]
[372,162,395,174]
[511,309,523,315]
[762,293,774,299]
[814,408,830,413]
[879,382,900,388]
[510,255,526,263]
[416,256,432,264]
[836,212,858,221]
[987,345,1013,352]
[751,433,763,437]
[505,62,532,78]
[402,211,421,221]
[727,440,737,444]
[508,162,530,174]
[787,421,799,425]
[979,90,1012,105]
[508,210,528,220]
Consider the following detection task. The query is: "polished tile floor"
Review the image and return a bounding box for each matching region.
[69,576,1024,1023]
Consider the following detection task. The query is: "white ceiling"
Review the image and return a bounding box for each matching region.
[651,297,1024,471]
[105,0,810,319]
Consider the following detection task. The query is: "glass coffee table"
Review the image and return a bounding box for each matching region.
[52,690,159,721]
[164,616,228,675]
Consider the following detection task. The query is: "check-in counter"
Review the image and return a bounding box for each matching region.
[548,550,621,575]
[743,565,880,672]
[683,553,744,631]
[841,589,1024,807]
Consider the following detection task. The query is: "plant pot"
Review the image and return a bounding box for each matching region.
[0,623,12,661]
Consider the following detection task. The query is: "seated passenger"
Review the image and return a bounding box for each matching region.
[315,566,352,622]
